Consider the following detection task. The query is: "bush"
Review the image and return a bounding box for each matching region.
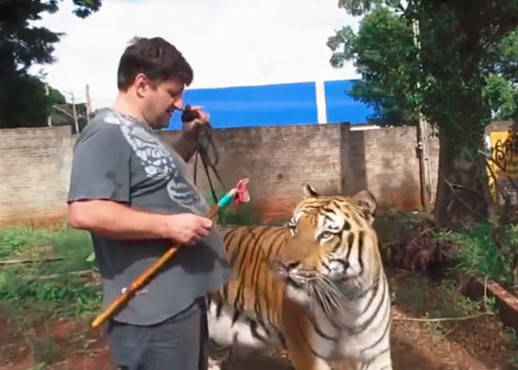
[436,223,511,284]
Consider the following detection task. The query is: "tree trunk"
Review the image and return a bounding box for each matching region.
[433,128,488,227]
[511,253,518,287]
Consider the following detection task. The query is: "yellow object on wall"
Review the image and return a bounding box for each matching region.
[488,130,518,203]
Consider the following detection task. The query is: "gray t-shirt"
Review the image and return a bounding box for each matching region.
[68,108,230,325]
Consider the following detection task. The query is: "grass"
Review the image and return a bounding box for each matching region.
[377,210,516,286]
[0,226,101,332]
[0,226,101,366]
[390,270,494,337]
[393,272,486,318]
[503,327,518,369]
[0,208,262,366]
[435,223,513,285]
[30,336,62,365]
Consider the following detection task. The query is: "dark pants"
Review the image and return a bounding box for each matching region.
[106,298,208,370]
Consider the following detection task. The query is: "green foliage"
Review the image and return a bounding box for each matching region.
[330,0,518,131]
[482,28,518,121]
[435,223,512,284]
[391,272,488,336]
[504,327,518,368]
[328,7,419,124]
[0,227,100,331]
[0,0,101,127]
[30,337,62,365]
[218,202,261,225]
[44,227,94,274]
[337,0,403,17]
[331,0,518,226]
[502,223,518,246]
[0,270,100,316]
[484,74,518,120]
[0,227,54,257]
[204,192,262,225]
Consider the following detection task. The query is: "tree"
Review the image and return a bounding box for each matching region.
[483,29,518,121]
[0,75,66,127]
[329,0,518,226]
[0,0,101,128]
[328,7,420,125]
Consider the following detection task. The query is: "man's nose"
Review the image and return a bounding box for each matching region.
[172,98,184,111]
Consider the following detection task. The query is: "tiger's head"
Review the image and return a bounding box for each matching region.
[274,184,383,308]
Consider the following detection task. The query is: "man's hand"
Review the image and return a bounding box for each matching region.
[165,213,213,246]
[182,105,210,138]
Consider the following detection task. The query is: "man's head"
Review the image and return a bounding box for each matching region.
[117,37,193,129]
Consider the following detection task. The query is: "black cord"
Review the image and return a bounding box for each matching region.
[181,106,226,205]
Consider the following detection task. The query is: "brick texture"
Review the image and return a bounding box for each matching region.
[0,123,439,226]
[0,126,75,227]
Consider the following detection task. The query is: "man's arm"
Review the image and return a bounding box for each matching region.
[68,200,212,245]
[173,130,198,162]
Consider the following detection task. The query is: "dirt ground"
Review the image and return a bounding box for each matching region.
[0,269,516,370]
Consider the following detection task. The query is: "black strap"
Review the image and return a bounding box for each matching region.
[181,106,226,205]
[194,125,226,205]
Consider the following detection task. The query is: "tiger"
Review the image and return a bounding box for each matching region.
[207,184,392,370]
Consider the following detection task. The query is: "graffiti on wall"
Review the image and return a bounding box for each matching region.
[488,130,518,204]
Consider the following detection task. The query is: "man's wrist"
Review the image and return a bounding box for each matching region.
[181,127,199,143]
[155,214,173,240]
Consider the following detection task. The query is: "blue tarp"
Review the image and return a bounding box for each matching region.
[167,79,373,130]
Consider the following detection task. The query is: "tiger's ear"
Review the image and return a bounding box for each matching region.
[353,190,376,224]
[303,183,319,198]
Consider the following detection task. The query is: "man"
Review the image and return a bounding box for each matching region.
[67,37,230,370]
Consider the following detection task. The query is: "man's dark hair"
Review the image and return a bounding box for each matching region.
[117,37,193,91]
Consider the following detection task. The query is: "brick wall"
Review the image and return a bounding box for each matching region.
[163,124,439,222]
[162,124,343,222]
[0,126,75,227]
[349,126,421,211]
[344,126,439,212]
[0,123,438,226]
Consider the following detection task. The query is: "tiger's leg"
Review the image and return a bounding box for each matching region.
[282,302,331,370]
[349,348,392,370]
[285,338,331,370]
[207,338,231,370]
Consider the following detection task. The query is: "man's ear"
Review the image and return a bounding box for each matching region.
[134,73,151,98]
[353,190,376,224]
[302,183,319,198]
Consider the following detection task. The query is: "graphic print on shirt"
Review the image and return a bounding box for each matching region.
[107,112,200,208]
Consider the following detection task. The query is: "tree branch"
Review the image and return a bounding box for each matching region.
[444,178,485,218]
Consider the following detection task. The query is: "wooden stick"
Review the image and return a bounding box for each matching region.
[38,269,97,280]
[91,205,220,329]
[0,257,64,265]
[393,312,495,322]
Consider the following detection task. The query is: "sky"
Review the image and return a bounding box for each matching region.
[30,0,361,110]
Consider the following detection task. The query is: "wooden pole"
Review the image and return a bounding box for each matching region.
[91,205,221,329]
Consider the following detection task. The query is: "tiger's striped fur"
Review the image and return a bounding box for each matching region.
[207,186,392,370]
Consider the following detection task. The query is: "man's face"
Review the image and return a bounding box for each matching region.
[142,77,185,129]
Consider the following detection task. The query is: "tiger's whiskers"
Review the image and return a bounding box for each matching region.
[304,273,351,317]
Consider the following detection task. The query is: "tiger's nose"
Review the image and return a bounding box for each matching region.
[286,261,301,270]
[330,259,350,271]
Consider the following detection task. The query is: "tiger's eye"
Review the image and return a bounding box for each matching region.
[320,231,333,240]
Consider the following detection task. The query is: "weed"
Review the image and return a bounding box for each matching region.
[30,336,62,365]
[390,271,488,337]
[0,228,54,258]
[504,328,518,369]
[435,223,512,284]
[0,226,100,333]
